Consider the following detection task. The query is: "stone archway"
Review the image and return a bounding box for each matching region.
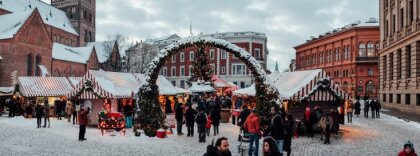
[137,36,279,136]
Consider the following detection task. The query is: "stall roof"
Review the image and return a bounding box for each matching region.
[188,82,216,93]
[0,87,14,96]
[133,73,185,95]
[18,77,73,97]
[68,77,83,87]
[211,75,234,88]
[233,69,349,101]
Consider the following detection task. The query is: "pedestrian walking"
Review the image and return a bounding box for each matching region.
[398,141,417,156]
[78,107,90,141]
[330,108,340,135]
[346,100,354,123]
[303,107,313,137]
[35,103,43,128]
[283,115,294,156]
[364,100,370,118]
[370,100,376,118]
[8,98,16,117]
[376,100,381,118]
[175,103,184,135]
[72,101,78,124]
[354,100,361,117]
[185,103,196,137]
[235,97,243,109]
[55,100,62,120]
[124,102,133,128]
[65,100,73,123]
[210,104,221,136]
[238,105,251,128]
[165,96,173,114]
[196,107,207,143]
[263,136,282,156]
[243,109,262,156]
[268,106,284,156]
[43,100,50,128]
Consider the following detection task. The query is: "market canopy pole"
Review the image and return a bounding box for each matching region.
[136,36,279,137]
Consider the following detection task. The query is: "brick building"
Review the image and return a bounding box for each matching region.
[52,0,96,46]
[144,32,269,89]
[379,0,420,115]
[294,19,380,98]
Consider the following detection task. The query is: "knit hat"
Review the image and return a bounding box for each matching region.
[404,141,414,150]
[305,107,310,111]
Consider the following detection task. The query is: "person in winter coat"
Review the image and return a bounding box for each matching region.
[78,107,90,141]
[205,115,212,136]
[210,105,221,136]
[375,100,381,118]
[370,100,377,118]
[364,100,370,118]
[65,101,73,123]
[43,100,50,128]
[238,105,251,128]
[55,100,62,120]
[35,103,44,128]
[175,103,184,135]
[165,97,173,114]
[398,141,417,156]
[72,101,78,124]
[283,115,294,156]
[185,104,197,137]
[303,107,313,138]
[196,107,208,143]
[263,136,282,156]
[268,106,284,156]
[354,100,361,117]
[243,109,262,156]
[235,97,243,109]
[346,101,354,123]
[124,103,133,128]
[330,108,340,135]
[8,98,16,117]
[203,137,232,156]
[226,97,232,109]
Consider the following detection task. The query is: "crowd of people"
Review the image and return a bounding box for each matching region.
[346,96,381,123]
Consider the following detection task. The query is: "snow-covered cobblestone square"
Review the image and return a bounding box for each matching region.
[0,111,419,156]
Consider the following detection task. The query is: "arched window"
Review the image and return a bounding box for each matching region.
[27,54,33,76]
[367,42,375,57]
[366,80,375,93]
[35,55,41,76]
[359,43,367,57]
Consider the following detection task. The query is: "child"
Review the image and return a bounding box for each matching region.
[205,115,212,136]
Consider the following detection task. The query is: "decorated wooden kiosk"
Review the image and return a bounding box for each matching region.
[136,36,279,137]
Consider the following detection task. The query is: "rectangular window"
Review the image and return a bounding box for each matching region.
[383,94,387,103]
[406,94,411,105]
[409,0,414,25]
[221,67,226,74]
[417,94,420,106]
[406,45,412,78]
[232,64,246,75]
[383,55,387,81]
[397,49,402,79]
[400,8,404,29]
[392,14,396,33]
[190,51,194,61]
[180,66,185,76]
[385,20,389,37]
[397,94,401,104]
[210,64,215,73]
[189,66,193,76]
[180,52,185,62]
[171,67,176,77]
[221,50,227,59]
[240,82,245,88]
[357,86,363,92]
[171,81,176,86]
[390,94,393,103]
[163,68,167,76]
[172,55,176,63]
[209,49,215,60]
[389,53,394,80]
[180,80,185,89]
[254,49,261,58]
[233,82,237,85]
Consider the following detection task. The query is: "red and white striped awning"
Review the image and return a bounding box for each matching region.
[18,77,73,97]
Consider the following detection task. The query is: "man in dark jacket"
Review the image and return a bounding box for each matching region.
[175,103,184,135]
[370,100,376,118]
[78,107,90,141]
[185,104,196,137]
[375,100,381,118]
[196,107,207,143]
[238,105,251,128]
[364,100,370,118]
[210,105,221,136]
[165,97,173,113]
[203,137,232,156]
[35,104,44,128]
[8,99,16,117]
[269,106,284,156]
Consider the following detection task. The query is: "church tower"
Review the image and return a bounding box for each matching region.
[51,0,95,46]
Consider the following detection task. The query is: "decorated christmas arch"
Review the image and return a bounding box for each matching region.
[136,36,279,136]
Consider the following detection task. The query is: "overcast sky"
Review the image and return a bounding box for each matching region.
[45,0,379,71]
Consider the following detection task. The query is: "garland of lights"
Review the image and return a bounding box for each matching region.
[136,37,279,137]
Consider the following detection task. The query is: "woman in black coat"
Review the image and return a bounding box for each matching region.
[165,97,173,113]
[210,105,221,136]
[185,104,196,137]
[283,115,294,156]
[35,104,44,128]
[354,100,361,117]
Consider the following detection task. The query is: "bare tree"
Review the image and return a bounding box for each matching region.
[101,34,133,71]
[126,42,159,73]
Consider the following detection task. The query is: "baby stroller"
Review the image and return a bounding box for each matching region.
[237,129,254,156]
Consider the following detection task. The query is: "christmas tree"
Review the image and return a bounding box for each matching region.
[187,45,213,85]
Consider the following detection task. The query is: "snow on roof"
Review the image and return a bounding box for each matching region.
[18,76,73,97]
[211,75,234,88]
[0,0,78,36]
[52,42,94,64]
[0,10,32,39]
[232,84,255,96]
[87,41,115,63]
[68,77,82,87]
[133,73,183,95]
[0,87,14,93]
[188,82,216,93]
